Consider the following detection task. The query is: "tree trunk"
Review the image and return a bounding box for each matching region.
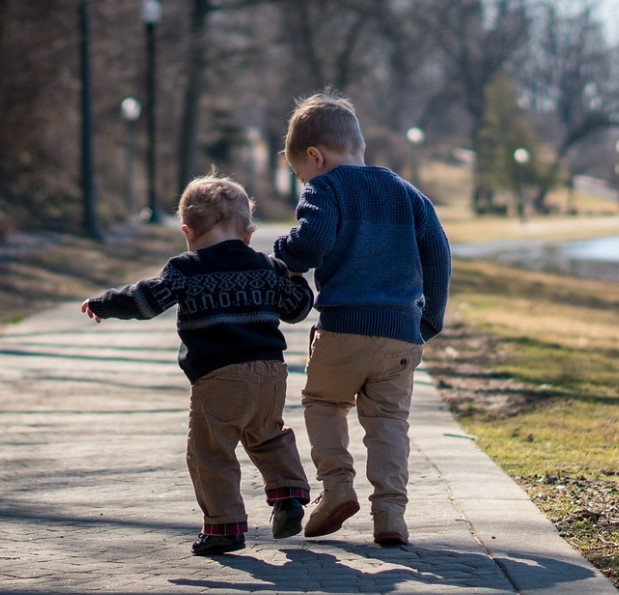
[177,0,210,196]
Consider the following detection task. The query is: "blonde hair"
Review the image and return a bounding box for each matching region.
[177,171,255,238]
[284,89,366,162]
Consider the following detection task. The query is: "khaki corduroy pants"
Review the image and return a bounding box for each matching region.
[302,330,423,512]
[187,360,309,530]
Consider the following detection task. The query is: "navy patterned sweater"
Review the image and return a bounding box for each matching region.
[273,165,451,344]
[87,240,314,383]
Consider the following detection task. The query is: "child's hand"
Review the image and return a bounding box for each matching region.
[81,300,102,323]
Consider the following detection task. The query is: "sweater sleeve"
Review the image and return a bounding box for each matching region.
[273,178,338,273]
[87,262,182,321]
[416,200,451,342]
[271,258,314,323]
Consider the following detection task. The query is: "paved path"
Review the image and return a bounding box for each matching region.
[1,225,616,594]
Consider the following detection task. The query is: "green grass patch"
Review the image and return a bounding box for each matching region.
[424,256,619,586]
[495,338,618,400]
[447,259,619,474]
[460,399,618,480]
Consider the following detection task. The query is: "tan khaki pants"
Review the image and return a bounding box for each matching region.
[302,330,423,513]
[187,360,309,530]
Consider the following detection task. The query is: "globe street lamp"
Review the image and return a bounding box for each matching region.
[141,0,162,223]
[406,126,425,184]
[120,97,142,215]
[513,147,530,221]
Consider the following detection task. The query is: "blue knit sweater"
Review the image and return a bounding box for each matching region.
[273,165,451,344]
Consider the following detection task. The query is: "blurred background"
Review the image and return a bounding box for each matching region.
[0,0,618,238]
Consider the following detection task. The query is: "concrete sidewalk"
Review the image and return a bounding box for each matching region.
[0,226,616,594]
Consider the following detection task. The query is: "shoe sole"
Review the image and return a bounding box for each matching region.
[374,532,408,546]
[273,508,304,539]
[304,501,360,538]
[192,541,246,556]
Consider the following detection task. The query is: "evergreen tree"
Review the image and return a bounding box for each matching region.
[476,72,549,216]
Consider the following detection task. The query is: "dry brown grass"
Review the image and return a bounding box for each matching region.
[423,256,619,587]
[425,160,619,243]
[0,223,185,327]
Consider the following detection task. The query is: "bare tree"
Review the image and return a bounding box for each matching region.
[415,0,530,211]
[3,0,618,234]
[177,0,212,195]
[272,0,376,94]
[517,1,619,212]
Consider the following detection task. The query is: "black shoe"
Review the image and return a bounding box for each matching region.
[272,498,304,539]
[192,533,245,556]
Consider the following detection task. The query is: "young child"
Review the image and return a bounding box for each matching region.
[82,172,314,555]
[273,91,451,545]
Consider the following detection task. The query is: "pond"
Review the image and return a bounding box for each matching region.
[451,236,619,283]
[562,236,619,263]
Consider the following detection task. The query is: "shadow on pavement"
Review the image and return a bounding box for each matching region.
[168,543,595,593]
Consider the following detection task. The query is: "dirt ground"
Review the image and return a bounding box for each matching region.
[1,222,617,587]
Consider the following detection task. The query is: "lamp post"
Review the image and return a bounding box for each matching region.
[513,147,530,221]
[120,97,142,215]
[141,0,162,223]
[79,0,102,240]
[406,126,425,183]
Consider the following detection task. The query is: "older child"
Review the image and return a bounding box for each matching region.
[82,172,313,555]
[274,91,451,545]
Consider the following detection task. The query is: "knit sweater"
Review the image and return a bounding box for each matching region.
[87,240,314,383]
[273,165,451,344]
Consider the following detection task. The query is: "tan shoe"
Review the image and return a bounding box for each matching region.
[373,509,408,545]
[304,483,360,537]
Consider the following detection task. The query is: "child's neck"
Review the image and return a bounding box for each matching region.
[189,227,244,251]
[321,148,365,171]
[336,152,365,167]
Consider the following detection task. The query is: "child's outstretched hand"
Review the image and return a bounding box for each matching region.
[81,300,102,323]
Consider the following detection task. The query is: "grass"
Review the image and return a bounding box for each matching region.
[423,255,618,585]
[430,256,619,461]
[0,223,186,328]
[426,160,619,244]
[421,161,619,585]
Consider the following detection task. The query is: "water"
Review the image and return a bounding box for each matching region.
[562,236,619,263]
[452,236,619,283]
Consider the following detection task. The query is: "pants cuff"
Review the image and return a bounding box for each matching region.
[201,520,248,536]
[266,486,311,506]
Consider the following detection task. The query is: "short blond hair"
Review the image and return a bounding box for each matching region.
[177,172,255,238]
[284,90,366,162]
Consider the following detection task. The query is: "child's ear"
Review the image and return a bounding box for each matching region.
[242,226,254,246]
[307,146,324,167]
[181,223,195,241]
